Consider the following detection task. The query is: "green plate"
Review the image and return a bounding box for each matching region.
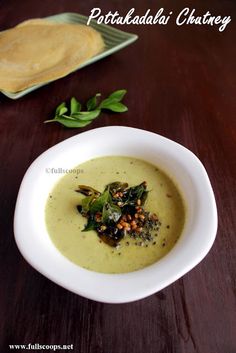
[1,12,138,99]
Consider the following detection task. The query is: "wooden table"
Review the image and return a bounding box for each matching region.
[1,1,235,352]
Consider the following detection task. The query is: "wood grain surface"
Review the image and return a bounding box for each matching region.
[0,1,235,352]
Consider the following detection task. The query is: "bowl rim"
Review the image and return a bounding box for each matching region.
[14,126,218,303]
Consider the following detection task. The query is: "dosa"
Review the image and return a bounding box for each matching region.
[0,19,104,92]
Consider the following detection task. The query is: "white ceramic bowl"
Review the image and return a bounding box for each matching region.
[14,126,217,303]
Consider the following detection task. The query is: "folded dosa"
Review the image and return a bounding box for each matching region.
[0,19,104,92]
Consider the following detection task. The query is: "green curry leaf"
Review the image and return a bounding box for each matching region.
[70,97,81,114]
[45,117,92,128]
[86,93,101,111]
[107,89,127,102]
[99,102,128,113]
[55,102,67,116]
[72,110,101,121]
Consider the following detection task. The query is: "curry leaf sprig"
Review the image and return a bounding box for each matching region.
[44,89,128,128]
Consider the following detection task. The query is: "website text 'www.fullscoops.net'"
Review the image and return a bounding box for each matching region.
[9,343,73,351]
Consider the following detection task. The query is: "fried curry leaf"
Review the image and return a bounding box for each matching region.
[76,185,100,196]
[90,190,111,214]
[102,202,122,224]
[106,182,128,194]
[82,216,97,232]
[140,190,148,205]
[98,233,121,247]
[125,182,147,204]
[81,195,96,214]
